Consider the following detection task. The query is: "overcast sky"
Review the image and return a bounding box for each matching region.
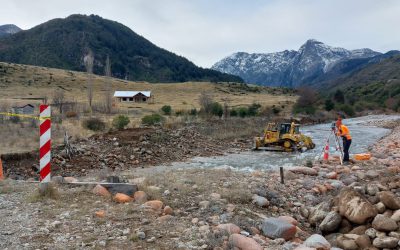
[1,0,399,67]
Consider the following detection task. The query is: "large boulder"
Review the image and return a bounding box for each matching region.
[379,191,400,210]
[303,234,331,250]
[319,211,342,233]
[338,188,378,224]
[261,217,297,240]
[228,234,263,250]
[372,214,399,232]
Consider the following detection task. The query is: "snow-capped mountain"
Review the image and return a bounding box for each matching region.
[212,39,382,87]
[0,24,22,38]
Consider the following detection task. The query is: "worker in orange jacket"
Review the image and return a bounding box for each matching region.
[336,118,352,163]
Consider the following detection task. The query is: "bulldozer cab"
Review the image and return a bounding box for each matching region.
[279,122,300,136]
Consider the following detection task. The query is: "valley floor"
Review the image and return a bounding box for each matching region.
[0,119,400,249]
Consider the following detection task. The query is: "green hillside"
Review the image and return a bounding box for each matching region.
[0,14,242,83]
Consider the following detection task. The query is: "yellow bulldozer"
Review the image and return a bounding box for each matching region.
[254,122,315,152]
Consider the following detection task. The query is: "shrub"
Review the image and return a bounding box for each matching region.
[337,104,355,117]
[333,89,345,103]
[161,105,172,115]
[324,99,335,111]
[112,115,130,130]
[238,107,248,117]
[248,103,261,116]
[272,105,281,114]
[142,114,164,126]
[189,108,197,116]
[175,110,184,116]
[10,116,20,124]
[65,111,78,118]
[82,117,105,131]
[230,109,238,117]
[210,102,223,117]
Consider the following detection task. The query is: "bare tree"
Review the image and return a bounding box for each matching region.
[199,91,214,114]
[52,90,65,114]
[104,55,112,113]
[84,50,94,110]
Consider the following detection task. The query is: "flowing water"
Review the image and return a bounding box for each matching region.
[169,115,400,171]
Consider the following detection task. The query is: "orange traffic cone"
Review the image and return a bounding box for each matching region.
[323,141,329,161]
[0,158,4,181]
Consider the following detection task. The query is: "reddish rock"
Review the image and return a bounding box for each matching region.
[163,206,173,215]
[289,167,318,176]
[157,215,173,222]
[113,193,133,203]
[278,216,298,226]
[379,191,400,210]
[144,200,164,211]
[133,191,148,203]
[326,172,338,179]
[229,234,263,250]
[92,184,111,197]
[95,210,106,218]
[261,217,297,240]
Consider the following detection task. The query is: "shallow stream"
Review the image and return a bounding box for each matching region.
[168,115,400,171]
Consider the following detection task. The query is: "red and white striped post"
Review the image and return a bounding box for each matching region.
[39,105,51,183]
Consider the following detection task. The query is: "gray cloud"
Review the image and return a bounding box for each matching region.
[1,0,399,67]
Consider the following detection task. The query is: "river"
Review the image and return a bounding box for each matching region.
[167,115,400,171]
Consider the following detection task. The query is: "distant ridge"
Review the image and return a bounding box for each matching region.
[0,24,21,37]
[0,15,242,83]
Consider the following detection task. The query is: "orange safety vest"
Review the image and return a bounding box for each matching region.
[338,124,352,140]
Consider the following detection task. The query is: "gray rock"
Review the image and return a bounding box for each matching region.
[372,236,399,248]
[309,201,331,225]
[319,211,342,232]
[261,217,296,240]
[372,214,398,232]
[252,194,269,207]
[325,233,342,247]
[367,185,380,196]
[365,228,377,239]
[365,170,379,179]
[303,234,331,250]
[374,202,386,213]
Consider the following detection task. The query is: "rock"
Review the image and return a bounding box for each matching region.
[133,191,148,203]
[261,217,296,240]
[290,167,318,176]
[319,211,342,233]
[372,214,398,231]
[210,193,221,200]
[325,233,342,247]
[92,184,111,197]
[337,235,358,250]
[103,183,138,196]
[338,218,352,234]
[228,234,263,250]
[143,200,164,211]
[379,191,400,210]
[136,231,146,240]
[252,194,269,207]
[390,209,400,222]
[349,225,367,235]
[367,185,380,196]
[372,237,399,248]
[216,223,241,234]
[293,247,315,250]
[326,172,338,179]
[278,216,298,226]
[365,228,377,239]
[113,193,133,203]
[163,206,173,215]
[374,202,386,213]
[365,170,379,179]
[338,187,378,224]
[199,201,210,209]
[95,210,106,218]
[157,215,173,222]
[303,234,331,250]
[309,201,331,225]
[63,177,78,183]
[355,235,371,249]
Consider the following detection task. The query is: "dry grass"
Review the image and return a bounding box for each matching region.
[0,62,295,116]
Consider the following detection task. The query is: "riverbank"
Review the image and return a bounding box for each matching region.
[0,117,399,249]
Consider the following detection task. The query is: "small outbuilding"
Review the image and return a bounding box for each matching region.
[113,91,152,103]
[11,104,35,114]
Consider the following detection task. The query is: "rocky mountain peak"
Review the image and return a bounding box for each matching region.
[0,24,22,37]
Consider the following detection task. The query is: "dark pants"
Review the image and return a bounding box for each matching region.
[342,137,352,162]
